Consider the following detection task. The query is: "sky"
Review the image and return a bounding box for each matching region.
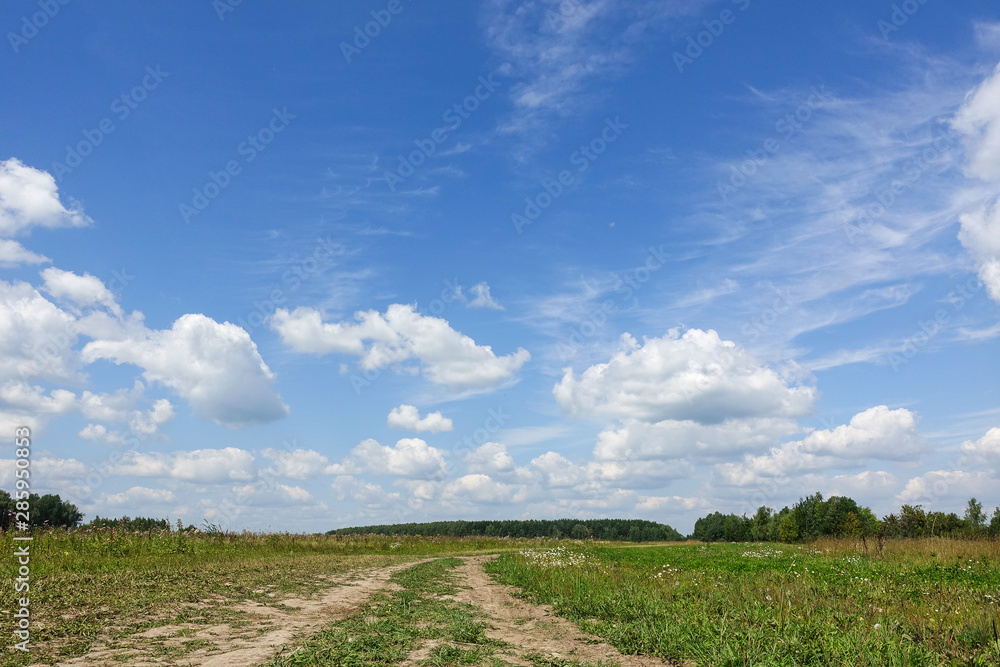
[1,0,999,534]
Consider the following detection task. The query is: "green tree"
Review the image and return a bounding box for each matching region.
[990,507,1000,537]
[777,513,799,542]
[964,497,985,531]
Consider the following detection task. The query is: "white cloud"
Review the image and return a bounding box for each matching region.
[233,481,323,508]
[958,426,1000,467]
[101,486,176,506]
[387,404,454,433]
[635,495,706,513]
[554,329,816,423]
[952,62,1000,182]
[957,200,1000,303]
[0,239,49,267]
[593,417,801,462]
[83,313,289,428]
[270,304,529,391]
[331,475,402,508]
[0,455,87,488]
[467,282,503,310]
[336,437,448,480]
[0,280,79,382]
[261,448,331,479]
[0,158,91,237]
[113,447,256,483]
[463,442,534,482]
[41,267,122,317]
[897,470,998,504]
[717,406,925,487]
[442,474,513,504]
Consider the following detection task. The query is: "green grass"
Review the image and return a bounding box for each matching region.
[484,539,1000,666]
[263,557,510,666]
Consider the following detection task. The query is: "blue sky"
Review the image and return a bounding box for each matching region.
[1,0,999,533]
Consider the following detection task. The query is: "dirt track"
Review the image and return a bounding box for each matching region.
[447,555,673,667]
[36,556,674,666]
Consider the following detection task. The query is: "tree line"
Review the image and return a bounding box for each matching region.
[331,518,685,542]
[690,493,1000,542]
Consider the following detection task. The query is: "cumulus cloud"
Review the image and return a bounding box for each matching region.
[269,304,529,392]
[0,280,79,382]
[83,313,289,428]
[333,437,448,480]
[442,474,513,504]
[554,329,816,423]
[331,475,402,509]
[958,426,1000,467]
[897,469,998,504]
[233,481,324,508]
[593,417,801,462]
[41,267,122,317]
[952,62,1000,182]
[0,239,49,267]
[467,282,503,310]
[953,64,1000,304]
[716,406,925,487]
[463,442,534,482]
[261,448,331,479]
[113,447,256,483]
[101,486,176,506]
[387,404,454,433]
[957,200,1000,303]
[0,158,91,237]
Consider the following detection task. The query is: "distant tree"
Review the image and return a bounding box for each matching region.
[750,506,773,542]
[570,523,591,539]
[990,507,1000,538]
[964,498,986,530]
[777,513,799,542]
[898,505,926,538]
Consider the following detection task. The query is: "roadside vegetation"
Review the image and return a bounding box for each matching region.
[487,538,1000,666]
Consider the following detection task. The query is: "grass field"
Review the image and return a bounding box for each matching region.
[0,529,549,666]
[487,538,1000,666]
[3,530,998,666]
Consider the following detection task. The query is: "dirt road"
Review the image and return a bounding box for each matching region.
[37,556,674,666]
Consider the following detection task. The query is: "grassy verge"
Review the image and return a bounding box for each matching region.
[0,530,558,666]
[485,539,1000,666]
[264,557,509,666]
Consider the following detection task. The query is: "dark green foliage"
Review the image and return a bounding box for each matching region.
[330,518,684,541]
[0,490,83,528]
[86,516,170,531]
[692,493,998,543]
